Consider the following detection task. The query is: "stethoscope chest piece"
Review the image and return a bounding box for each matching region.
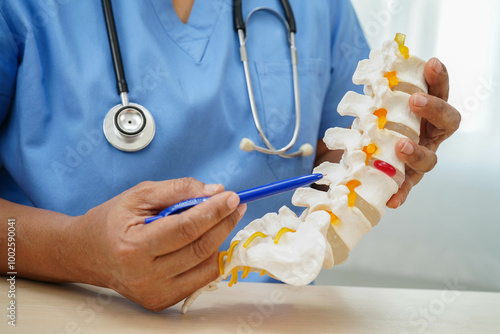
[103,103,155,152]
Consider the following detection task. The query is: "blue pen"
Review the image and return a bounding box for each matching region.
[144,173,323,224]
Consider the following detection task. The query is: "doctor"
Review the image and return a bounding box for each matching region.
[0,0,460,311]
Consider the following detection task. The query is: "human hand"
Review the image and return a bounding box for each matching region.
[387,58,461,208]
[73,178,246,311]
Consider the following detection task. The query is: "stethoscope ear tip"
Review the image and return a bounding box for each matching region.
[299,143,314,157]
[240,138,313,158]
[240,138,256,152]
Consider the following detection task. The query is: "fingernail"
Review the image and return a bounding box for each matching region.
[227,193,240,210]
[205,183,222,195]
[433,58,443,73]
[401,141,414,155]
[237,204,247,216]
[413,94,427,107]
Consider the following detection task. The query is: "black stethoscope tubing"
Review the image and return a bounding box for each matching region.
[233,0,296,33]
[102,0,128,96]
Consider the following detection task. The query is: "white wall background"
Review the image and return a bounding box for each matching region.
[316,0,500,292]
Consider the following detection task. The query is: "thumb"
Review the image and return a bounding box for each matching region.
[129,178,224,211]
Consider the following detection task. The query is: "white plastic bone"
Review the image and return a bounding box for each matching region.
[353,40,428,95]
[222,207,333,286]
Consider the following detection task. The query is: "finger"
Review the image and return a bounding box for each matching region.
[140,252,221,312]
[386,178,412,209]
[395,139,438,174]
[145,191,241,255]
[386,169,423,209]
[409,94,461,148]
[153,204,246,276]
[424,57,449,101]
[170,252,222,305]
[130,178,224,212]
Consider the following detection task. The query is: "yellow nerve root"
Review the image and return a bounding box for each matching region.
[384,71,399,88]
[362,143,378,165]
[226,240,240,263]
[242,266,251,279]
[243,232,268,248]
[218,251,228,275]
[260,269,266,276]
[327,211,341,226]
[228,267,239,287]
[274,227,296,244]
[346,180,361,207]
[395,33,410,59]
[373,108,387,129]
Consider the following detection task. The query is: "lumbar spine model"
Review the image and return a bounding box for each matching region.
[182,34,428,313]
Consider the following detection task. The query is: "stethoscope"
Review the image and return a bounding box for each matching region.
[101,0,312,157]
[102,0,155,152]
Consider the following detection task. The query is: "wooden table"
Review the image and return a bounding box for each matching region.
[1,277,499,333]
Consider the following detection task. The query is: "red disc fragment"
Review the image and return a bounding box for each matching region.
[374,160,396,177]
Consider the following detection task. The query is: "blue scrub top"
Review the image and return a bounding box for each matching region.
[0,0,369,282]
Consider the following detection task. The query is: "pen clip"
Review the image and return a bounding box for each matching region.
[145,197,208,224]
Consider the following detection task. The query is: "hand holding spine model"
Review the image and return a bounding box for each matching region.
[182,34,428,313]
